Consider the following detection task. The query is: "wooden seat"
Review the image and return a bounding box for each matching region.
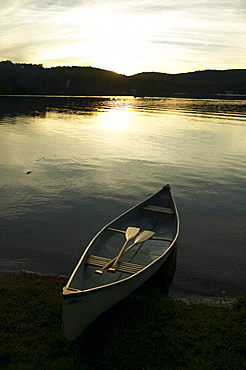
[85,255,144,274]
[140,204,175,215]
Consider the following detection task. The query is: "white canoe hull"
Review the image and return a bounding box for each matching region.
[63,247,173,341]
[63,185,179,341]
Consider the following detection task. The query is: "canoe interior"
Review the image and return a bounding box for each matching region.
[66,186,178,292]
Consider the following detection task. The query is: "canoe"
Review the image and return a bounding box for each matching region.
[62,184,179,341]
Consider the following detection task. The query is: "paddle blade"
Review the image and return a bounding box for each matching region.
[125,226,140,241]
[134,230,155,243]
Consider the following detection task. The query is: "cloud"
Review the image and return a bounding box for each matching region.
[0,0,245,74]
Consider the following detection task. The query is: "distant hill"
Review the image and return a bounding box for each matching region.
[0,60,246,96]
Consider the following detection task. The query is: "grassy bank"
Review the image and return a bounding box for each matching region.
[0,271,245,369]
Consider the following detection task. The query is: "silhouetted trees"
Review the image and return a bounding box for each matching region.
[0,60,246,96]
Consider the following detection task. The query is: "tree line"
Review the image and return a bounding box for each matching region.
[1,60,246,96]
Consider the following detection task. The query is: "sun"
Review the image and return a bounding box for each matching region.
[83,11,148,75]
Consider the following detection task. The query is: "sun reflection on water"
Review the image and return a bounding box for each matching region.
[96,108,130,131]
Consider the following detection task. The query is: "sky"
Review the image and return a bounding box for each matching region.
[1,0,246,75]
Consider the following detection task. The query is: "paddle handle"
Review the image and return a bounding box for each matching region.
[94,240,128,274]
[94,257,118,274]
[95,240,140,274]
[107,241,138,272]
[107,240,129,271]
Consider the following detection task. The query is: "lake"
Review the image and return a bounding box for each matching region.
[0,95,245,299]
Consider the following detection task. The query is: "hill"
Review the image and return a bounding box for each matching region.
[0,60,246,96]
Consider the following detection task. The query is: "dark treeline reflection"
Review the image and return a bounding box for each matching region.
[0,96,111,121]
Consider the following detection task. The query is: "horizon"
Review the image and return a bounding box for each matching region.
[1,1,245,76]
[1,60,245,78]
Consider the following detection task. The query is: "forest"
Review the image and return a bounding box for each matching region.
[0,60,246,96]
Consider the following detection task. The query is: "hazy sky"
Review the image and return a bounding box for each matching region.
[1,0,245,75]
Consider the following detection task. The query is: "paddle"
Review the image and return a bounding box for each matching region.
[107,230,155,273]
[94,226,140,275]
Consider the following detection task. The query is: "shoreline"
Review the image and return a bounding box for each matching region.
[0,270,68,287]
[0,269,236,304]
[1,270,245,368]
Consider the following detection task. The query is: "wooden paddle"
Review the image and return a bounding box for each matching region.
[107,230,155,273]
[94,226,140,275]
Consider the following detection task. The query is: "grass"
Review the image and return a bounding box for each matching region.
[0,272,245,369]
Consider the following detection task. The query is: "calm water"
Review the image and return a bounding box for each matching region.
[0,96,245,299]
